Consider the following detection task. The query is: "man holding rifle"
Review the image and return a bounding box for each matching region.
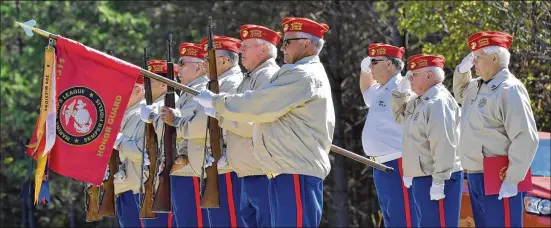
[140,59,178,227]
[110,75,148,227]
[226,24,281,227]
[193,17,333,227]
[164,36,244,227]
[159,42,211,227]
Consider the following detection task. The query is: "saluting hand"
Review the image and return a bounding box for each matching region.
[457,53,474,73]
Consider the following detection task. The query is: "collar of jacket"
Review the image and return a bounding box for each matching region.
[381,72,402,90]
[485,68,510,90]
[247,58,277,78]
[188,74,208,87]
[295,55,320,65]
[219,65,243,80]
[126,99,142,115]
[420,83,445,102]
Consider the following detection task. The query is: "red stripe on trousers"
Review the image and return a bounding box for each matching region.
[193,177,204,227]
[397,159,413,227]
[439,199,446,227]
[168,211,173,228]
[293,174,304,227]
[504,198,511,227]
[140,218,144,228]
[225,173,237,227]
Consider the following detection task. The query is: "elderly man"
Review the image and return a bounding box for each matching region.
[193,17,334,227]
[165,36,244,227]
[139,59,178,227]
[156,42,211,227]
[111,76,146,227]
[360,43,419,227]
[229,24,281,227]
[453,31,539,227]
[391,54,463,227]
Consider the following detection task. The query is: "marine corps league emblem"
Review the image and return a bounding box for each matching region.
[242,30,249,38]
[57,86,106,145]
[478,97,487,108]
[180,48,186,55]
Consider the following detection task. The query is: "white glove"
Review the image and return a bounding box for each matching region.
[397,72,412,93]
[457,53,474,73]
[218,154,227,168]
[193,90,215,109]
[113,132,127,150]
[204,153,215,168]
[140,102,156,123]
[205,107,216,118]
[498,181,518,200]
[361,57,371,73]
[430,182,446,200]
[403,176,413,188]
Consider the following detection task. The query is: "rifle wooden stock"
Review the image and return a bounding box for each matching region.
[98,149,118,217]
[85,185,103,222]
[139,64,158,219]
[200,17,222,208]
[152,36,175,212]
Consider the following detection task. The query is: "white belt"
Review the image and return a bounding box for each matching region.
[370,152,402,164]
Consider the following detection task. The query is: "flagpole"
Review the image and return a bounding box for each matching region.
[16,21,200,96]
[16,21,394,172]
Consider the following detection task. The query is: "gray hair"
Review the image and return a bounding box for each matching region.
[288,31,325,54]
[218,50,239,66]
[482,46,510,68]
[425,66,446,83]
[386,56,405,72]
[253,38,278,59]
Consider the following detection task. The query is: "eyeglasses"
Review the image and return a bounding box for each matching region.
[203,55,226,61]
[177,61,201,67]
[371,59,386,65]
[282,38,308,47]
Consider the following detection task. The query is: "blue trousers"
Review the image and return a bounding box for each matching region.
[208,172,243,227]
[240,175,271,227]
[373,158,419,227]
[133,194,175,227]
[411,171,463,227]
[467,173,525,227]
[116,191,142,228]
[268,174,323,227]
[171,175,211,227]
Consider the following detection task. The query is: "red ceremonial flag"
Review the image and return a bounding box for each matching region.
[26,36,140,185]
[483,156,533,195]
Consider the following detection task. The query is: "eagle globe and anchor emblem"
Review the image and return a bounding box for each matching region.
[57,86,106,145]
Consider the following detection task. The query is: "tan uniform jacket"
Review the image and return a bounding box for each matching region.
[115,101,146,194]
[176,66,244,176]
[391,83,463,183]
[212,55,335,179]
[170,75,208,177]
[453,68,538,184]
[225,58,280,177]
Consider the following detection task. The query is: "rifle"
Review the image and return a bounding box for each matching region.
[152,34,176,212]
[97,49,117,217]
[85,184,103,222]
[139,47,158,219]
[97,149,118,217]
[200,16,223,208]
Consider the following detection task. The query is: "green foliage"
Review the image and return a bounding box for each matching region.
[397,1,551,130]
[1,1,549,227]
